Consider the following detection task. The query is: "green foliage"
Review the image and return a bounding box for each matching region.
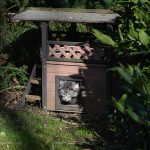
[93,0,150,148]
[138,29,150,48]
[110,64,150,149]
[0,0,38,52]
[117,0,150,55]
[92,29,117,47]
[0,64,28,90]
[112,64,150,126]
[93,23,150,56]
[11,0,112,9]
[94,0,150,56]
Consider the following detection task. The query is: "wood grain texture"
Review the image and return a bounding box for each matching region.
[47,92,55,110]
[46,60,107,113]
[20,63,36,108]
[46,61,106,68]
[47,73,106,84]
[46,64,106,76]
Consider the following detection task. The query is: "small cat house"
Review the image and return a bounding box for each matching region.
[47,42,108,113]
[12,8,119,113]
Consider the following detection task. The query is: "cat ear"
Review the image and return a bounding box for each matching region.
[59,80,65,87]
[73,83,79,91]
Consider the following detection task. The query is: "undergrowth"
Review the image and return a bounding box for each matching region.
[0,63,28,90]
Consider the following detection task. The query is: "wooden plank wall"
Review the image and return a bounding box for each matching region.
[46,61,107,113]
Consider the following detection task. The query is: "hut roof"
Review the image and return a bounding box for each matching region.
[11,7,119,23]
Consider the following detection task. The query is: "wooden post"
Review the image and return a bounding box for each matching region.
[41,22,48,111]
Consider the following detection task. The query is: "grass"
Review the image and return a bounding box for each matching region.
[0,107,102,150]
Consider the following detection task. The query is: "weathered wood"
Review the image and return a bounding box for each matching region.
[41,22,48,111]
[49,41,85,46]
[47,75,106,86]
[47,57,105,64]
[48,43,104,62]
[11,7,119,23]
[47,91,55,110]
[30,79,41,85]
[46,63,106,76]
[19,64,36,108]
[25,95,41,101]
[46,61,106,68]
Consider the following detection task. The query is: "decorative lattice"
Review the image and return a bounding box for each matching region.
[49,44,104,61]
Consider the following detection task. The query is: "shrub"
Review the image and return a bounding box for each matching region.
[0,63,28,90]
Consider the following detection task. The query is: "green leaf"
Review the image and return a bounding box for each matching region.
[144,83,150,97]
[111,66,132,84]
[118,24,124,41]
[128,65,134,75]
[92,29,117,47]
[126,106,143,124]
[139,0,149,3]
[119,94,127,104]
[129,24,139,40]
[112,96,126,114]
[133,66,144,88]
[130,0,138,4]
[139,29,150,48]
[117,50,123,55]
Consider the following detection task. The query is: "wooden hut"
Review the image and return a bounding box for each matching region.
[12,7,119,113]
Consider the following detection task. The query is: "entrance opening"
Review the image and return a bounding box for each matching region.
[55,76,84,111]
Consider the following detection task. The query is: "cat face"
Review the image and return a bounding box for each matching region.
[58,80,80,104]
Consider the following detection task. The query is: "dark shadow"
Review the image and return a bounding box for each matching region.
[2,28,41,72]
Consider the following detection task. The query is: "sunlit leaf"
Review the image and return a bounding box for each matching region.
[118,24,124,41]
[129,23,139,40]
[139,0,149,3]
[112,97,126,114]
[139,29,150,48]
[92,29,117,47]
[130,0,138,4]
